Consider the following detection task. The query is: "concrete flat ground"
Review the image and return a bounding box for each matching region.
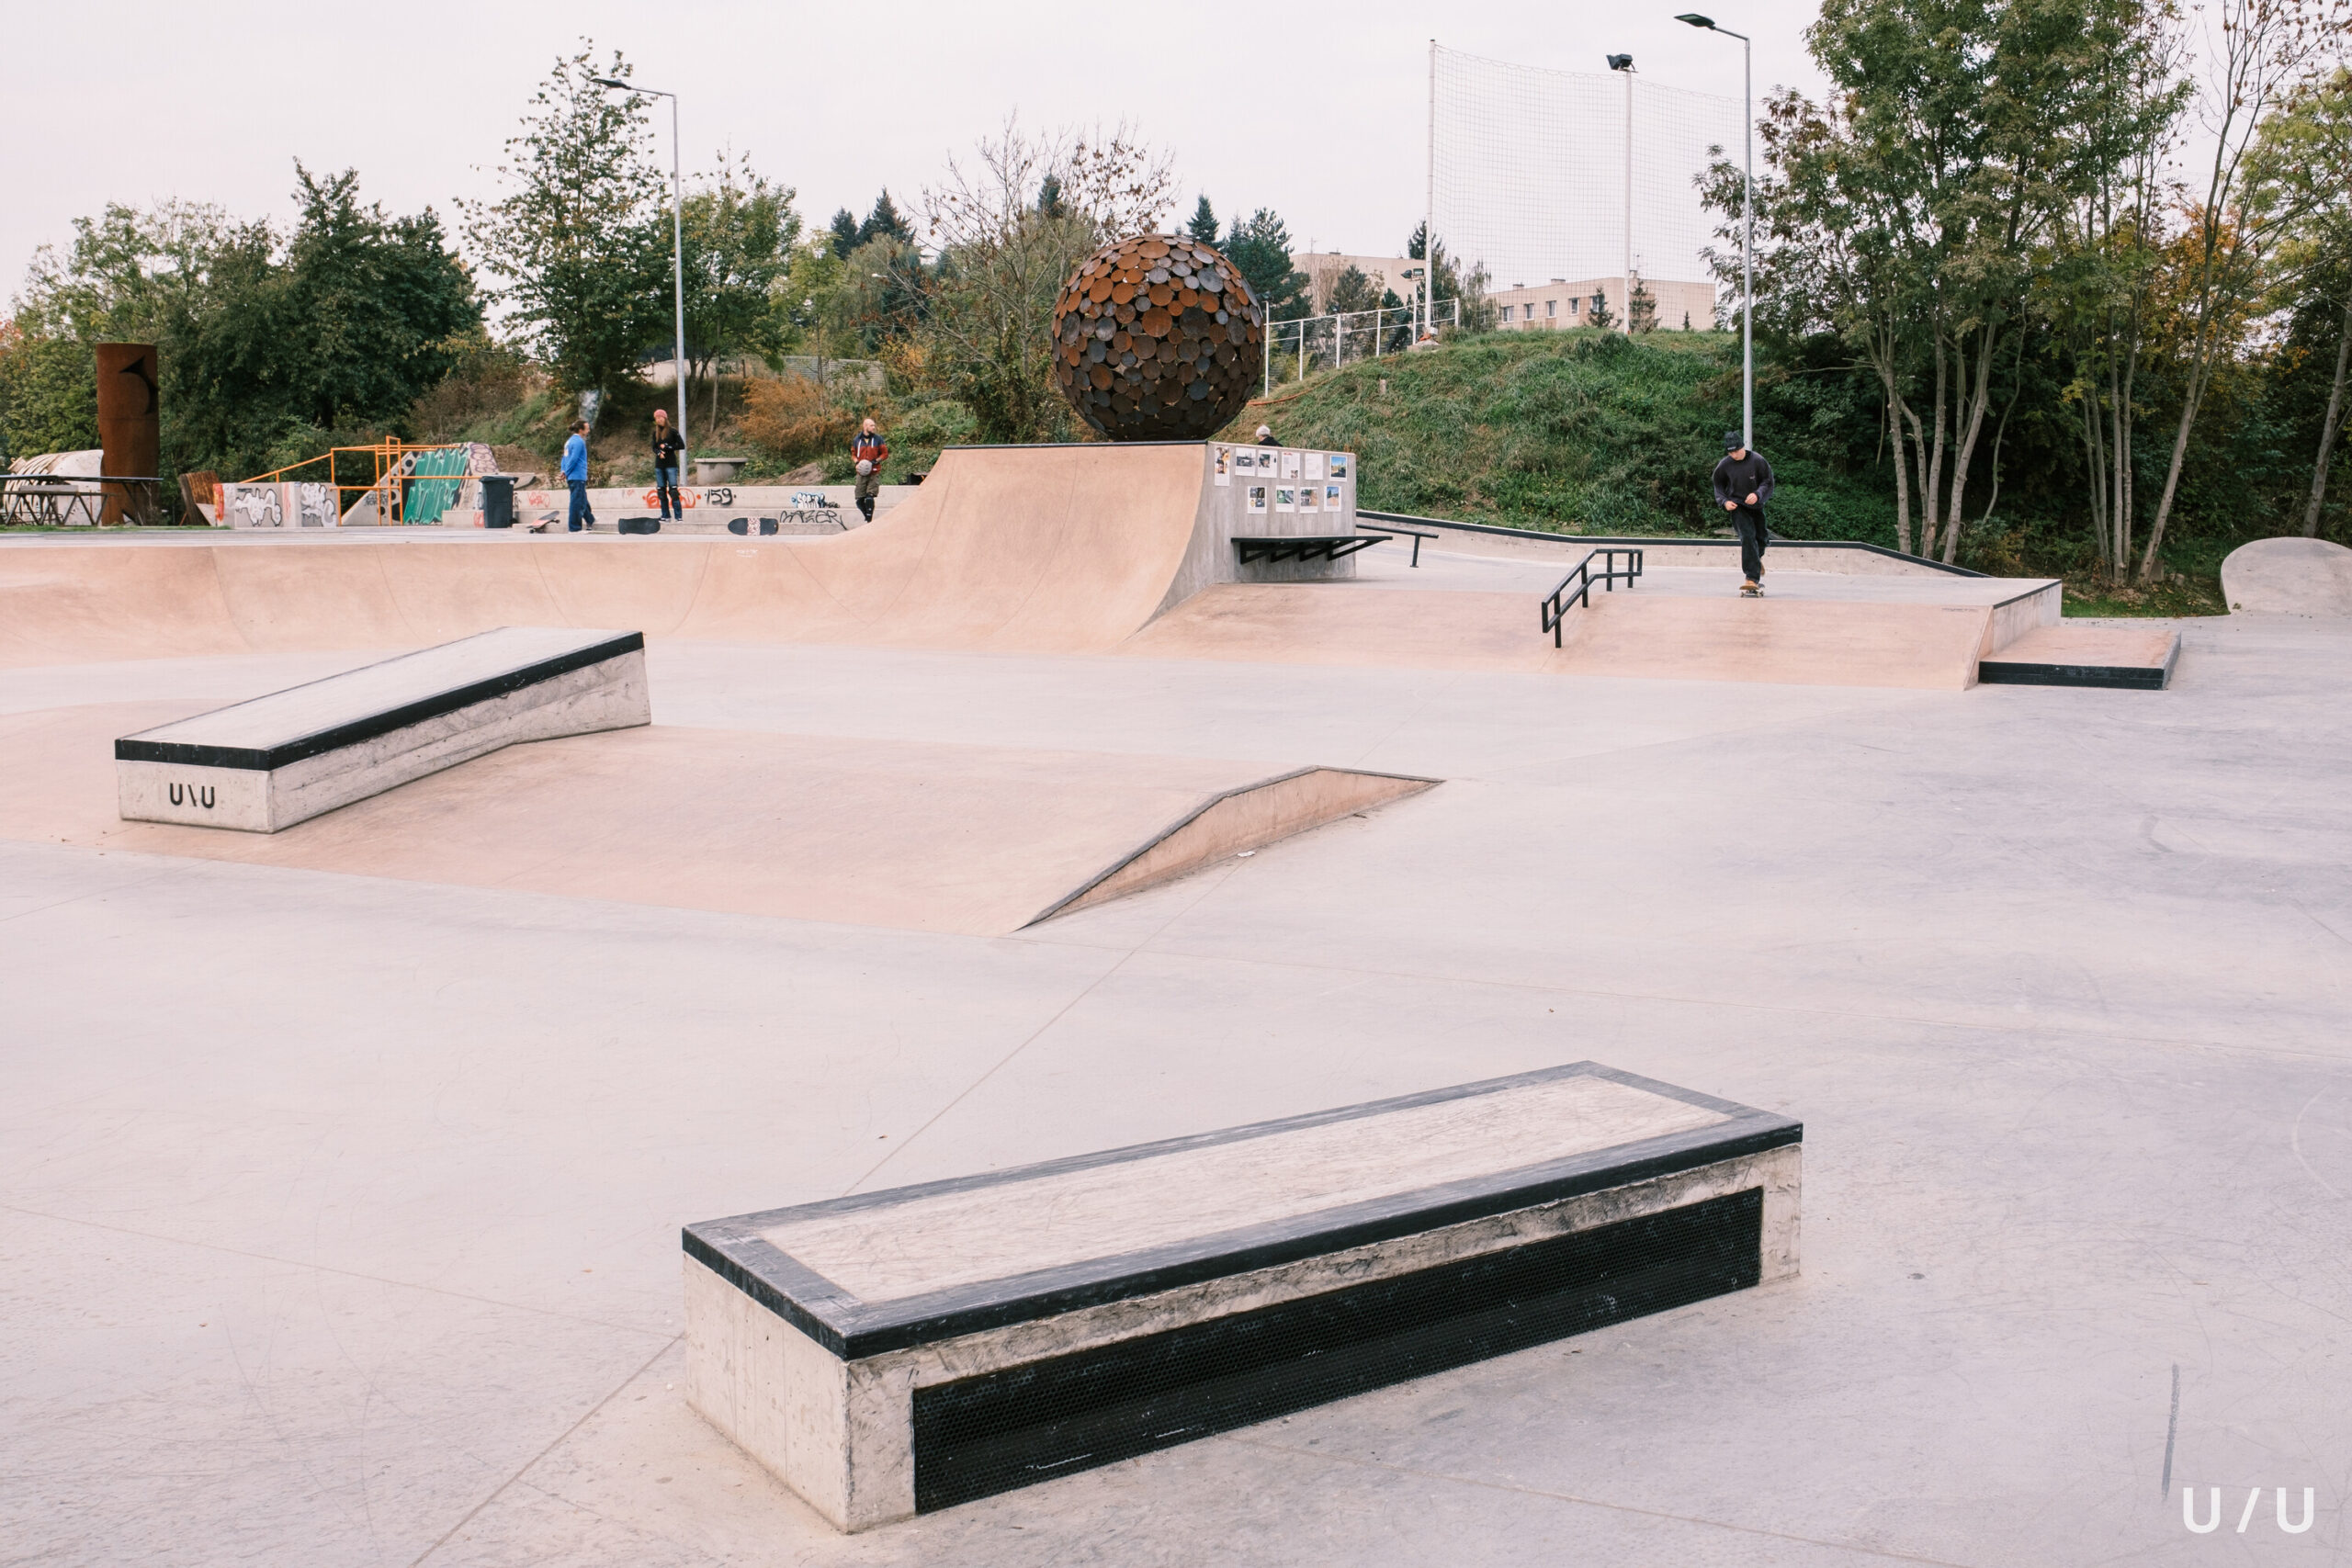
[4,570,2349,1565]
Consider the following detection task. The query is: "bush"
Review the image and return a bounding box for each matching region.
[740,375,859,466]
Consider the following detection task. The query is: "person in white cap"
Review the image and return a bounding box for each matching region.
[1254,423,1280,446]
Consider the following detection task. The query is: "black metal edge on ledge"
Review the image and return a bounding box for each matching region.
[1355,509,1988,578]
[114,631,645,771]
[681,1061,1801,1359]
[1977,660,2170,690]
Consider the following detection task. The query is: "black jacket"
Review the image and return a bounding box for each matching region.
[652,425,685,466]
[1713,450,1774,510]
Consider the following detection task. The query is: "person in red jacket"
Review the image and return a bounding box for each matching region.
[851,418,888,522]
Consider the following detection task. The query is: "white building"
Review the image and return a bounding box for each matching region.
[1488,276,1716,333]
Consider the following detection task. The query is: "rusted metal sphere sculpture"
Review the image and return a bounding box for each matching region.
[1051,234,1264,441]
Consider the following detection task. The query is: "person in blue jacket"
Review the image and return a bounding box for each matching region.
[561,421,594,533]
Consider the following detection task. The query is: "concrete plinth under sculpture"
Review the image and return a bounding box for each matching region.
[683,1062,1802,1531]
[115,626,650,832]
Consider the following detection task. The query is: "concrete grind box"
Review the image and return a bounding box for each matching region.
[116,627,650,832]
[683,1062,1802,1531]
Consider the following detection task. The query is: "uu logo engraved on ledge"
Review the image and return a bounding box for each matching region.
[166,782,216,810]
[2181,1485,2315,1534]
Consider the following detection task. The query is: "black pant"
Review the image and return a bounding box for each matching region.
[1734,509,1768,580]
[654,465,681,519]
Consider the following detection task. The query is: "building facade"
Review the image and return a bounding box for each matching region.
[1488,276,1717,333]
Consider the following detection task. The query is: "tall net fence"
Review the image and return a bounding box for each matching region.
[1430,44,1743,300]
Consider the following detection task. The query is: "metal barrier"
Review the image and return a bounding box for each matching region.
[1541,547,1645,646]
[0,474,166,526]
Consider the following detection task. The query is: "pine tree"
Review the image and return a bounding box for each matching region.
[1185,196,1218,245]
[1224,209,1309,320]
[827,209,859,259]
[1035,174,1068,220]
[858,190,910,247]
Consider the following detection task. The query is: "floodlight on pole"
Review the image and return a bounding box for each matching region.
[591,75,688,452]
[1606,54,1635,336]
[1675,14,1753,450]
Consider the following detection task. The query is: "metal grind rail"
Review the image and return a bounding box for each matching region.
[1542,547,1645,645]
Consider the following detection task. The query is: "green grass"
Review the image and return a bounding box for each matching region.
[1226,328,1894,542]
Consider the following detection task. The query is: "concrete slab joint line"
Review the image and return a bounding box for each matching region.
[113,626,650,831]
[1025,764,1440,926]
[680,1061,1802,1531]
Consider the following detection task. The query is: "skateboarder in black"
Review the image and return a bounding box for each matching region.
[1713,431,1775,595]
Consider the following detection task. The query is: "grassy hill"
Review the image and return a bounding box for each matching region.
[1221,327,1896,545]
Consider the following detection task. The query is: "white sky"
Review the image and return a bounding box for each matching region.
[4,0,1833,307]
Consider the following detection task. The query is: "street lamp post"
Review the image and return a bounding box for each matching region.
[1674,15,1752,449]
[1606,54,1634,337]
[591,75,688,450]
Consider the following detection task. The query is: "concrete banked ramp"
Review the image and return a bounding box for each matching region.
[2222,536,2352,616]
[0,445,1257,668]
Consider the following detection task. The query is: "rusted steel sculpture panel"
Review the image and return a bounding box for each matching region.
[1052,235,1263,441]
[96,342,161,524]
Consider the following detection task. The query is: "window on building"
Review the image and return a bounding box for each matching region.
[1545,299,1556,318]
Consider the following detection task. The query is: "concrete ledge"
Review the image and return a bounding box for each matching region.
[1978,623,2181,690]
[115,626,650,831]
[683,1062,1801,1530]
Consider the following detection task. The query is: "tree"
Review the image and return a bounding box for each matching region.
[461,47,669,394]
[1326,265,1384,316]
[277,165,476,433]
[1705,0,2185,561]
[911,118,1173,442]
[2137,0,2340,580]
[680,152,798,424]
[1035,175,1069,220]
[1405,221,1494,332]
[1627,276,1657,333]
[2249,65,2352,537]
[859,190,913,248]
[2,175,478,488]
[1226,209,1309,321]
[1185,196,1219,245]
[777,233,849,378]
[827,208,861,260]
[2034,0,2188,578]
[1587,289,1615,331]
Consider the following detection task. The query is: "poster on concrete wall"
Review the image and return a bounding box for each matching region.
[1214,447,1231,485]
[1282,451,1301,480]
[1248,484,1268,514]
[1306,452,1324,480]
[1329,454,1349,480]
[1275,486,1296,513]
[1300,483,1319,513]
[1326,483,1343,511]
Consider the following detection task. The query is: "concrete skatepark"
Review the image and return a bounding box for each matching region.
[5,440,2351,1563]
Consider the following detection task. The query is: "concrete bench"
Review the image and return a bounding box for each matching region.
[683,1061,1801,1530]
[116,626,650,832]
